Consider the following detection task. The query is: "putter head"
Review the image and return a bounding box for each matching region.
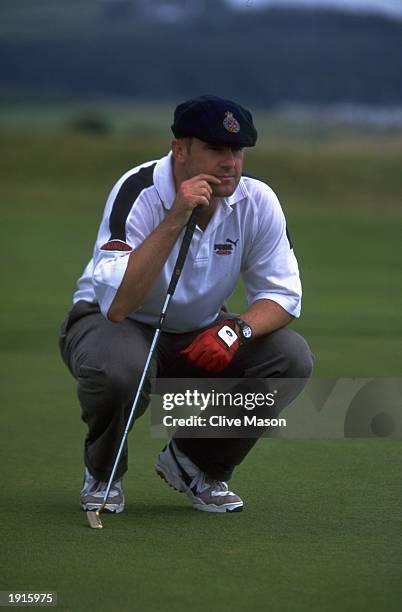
[86,509,103,529]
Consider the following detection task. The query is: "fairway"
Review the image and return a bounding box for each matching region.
[1,125,401,610]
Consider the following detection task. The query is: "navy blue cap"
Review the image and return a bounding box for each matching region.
[171,95,257,147]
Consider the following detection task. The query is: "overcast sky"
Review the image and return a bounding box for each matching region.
[227,0,402,19]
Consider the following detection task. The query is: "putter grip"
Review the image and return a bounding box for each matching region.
[167,205,202,296]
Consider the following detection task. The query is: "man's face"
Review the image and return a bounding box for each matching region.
[175,137,245,198]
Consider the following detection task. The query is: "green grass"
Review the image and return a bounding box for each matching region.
[3,102,402,149]
[2,129,402,375]
[1,379,400,611]
[1,128,401,611]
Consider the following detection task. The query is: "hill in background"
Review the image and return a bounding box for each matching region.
[1,0,402,109]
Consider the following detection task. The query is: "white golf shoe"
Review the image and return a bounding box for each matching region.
[80,468,125,513]
[155,441,243,513]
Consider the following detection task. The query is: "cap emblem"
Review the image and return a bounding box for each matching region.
[223,111,240,134]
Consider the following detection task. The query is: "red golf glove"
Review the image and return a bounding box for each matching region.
[181,320,240,372]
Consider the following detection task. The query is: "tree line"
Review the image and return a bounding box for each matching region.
[1,7,401,106]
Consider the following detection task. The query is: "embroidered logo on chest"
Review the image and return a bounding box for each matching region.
[214,238,239,256]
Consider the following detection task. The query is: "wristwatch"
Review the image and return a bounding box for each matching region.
[234,318,253,344]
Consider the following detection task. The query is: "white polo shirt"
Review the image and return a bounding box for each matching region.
[73,152,302,332]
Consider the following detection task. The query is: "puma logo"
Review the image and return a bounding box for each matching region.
[214,238,239,256]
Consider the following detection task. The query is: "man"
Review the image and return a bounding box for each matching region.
[59,95,313,514]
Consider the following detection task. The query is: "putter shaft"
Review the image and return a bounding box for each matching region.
[85,206,201,530]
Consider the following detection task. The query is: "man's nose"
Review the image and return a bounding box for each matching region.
[220,150,236,167]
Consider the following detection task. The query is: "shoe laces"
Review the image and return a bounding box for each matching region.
[190,472,230,496]
[82,470,122,498]
[171,443,235,498]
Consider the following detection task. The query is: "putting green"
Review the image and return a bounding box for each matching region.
[1,130,401,610]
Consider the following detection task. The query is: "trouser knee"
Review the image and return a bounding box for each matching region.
[77,362,150,421]
[277,329,314,378]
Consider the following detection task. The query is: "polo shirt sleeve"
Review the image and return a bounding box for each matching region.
[92,247,132,319]
[242,186,302,317]
[91,180,156,319]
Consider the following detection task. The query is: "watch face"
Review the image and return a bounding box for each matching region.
[236,319,252,342]
[242,325,252,339]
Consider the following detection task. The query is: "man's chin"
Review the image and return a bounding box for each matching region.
[212,183,238,198]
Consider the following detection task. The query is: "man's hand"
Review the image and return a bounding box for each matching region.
[168,174,221,226]
[181,320,240,372]
[107,174,221,322]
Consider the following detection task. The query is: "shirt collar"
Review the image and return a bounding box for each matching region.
[224,177,249,208]
[153,150,248,210]
[153,151,177,210]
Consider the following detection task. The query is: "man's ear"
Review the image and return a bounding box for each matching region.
[172,138,188,163]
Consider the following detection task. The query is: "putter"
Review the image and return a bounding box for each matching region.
[87,205,202,529]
